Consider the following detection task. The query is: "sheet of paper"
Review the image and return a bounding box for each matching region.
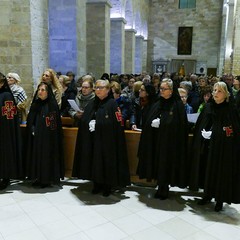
[67,99,82,112]
[187,113,200,123]
[134,128,142,132]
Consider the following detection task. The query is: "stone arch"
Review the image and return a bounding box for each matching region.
[125,0,134,28]
[110,0,124,18]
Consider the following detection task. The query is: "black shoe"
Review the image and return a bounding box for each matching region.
[32,180,41,187]
[92,182,102,194]
[198,197,212,205]
[154,185,169,200]
[154,188,161,199]
[0,179,10,190]
[40,183,51,188]
[102,185,111,197]
[214,202,223,212]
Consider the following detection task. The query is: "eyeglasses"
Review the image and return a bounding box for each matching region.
[160,87,171,91]
[82,86,90,89]
[43,74,50,77]
[95,86,106,90]
[180,96,187,99]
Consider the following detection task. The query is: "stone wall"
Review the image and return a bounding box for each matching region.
[147,0,224,75]
[0,0,48,100]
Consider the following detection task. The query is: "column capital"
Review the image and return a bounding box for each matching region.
[87,0,112,8]
[111,17,127,24]
[125,29,137,34]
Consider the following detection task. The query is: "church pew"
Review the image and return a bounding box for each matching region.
[21,122,193,184]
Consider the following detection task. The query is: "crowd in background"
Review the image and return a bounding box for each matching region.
[1,68,240,213]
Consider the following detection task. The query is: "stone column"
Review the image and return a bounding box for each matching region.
[86,0,111,79]
[110,18,126,74]
[48,0,87,77]
[223,1,235,73]
[0,0,48,95]
[135,35,144,74]
[142,39,148,73]
[125,29,136,74]
[232,0,240,75]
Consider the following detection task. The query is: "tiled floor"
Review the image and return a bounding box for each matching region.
[0,179,240,240]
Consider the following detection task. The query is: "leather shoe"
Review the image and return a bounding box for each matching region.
[0,179,10,190]
[214,202,223,212]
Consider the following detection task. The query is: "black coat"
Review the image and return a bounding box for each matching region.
[26,85,64,184]
[137,96,189,188]
[72,95,130,187]
[190,101,240,203]
[0,88,23,179]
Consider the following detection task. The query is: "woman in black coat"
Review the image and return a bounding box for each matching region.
[72,80,130,197]
[26,82,64,188]
[190,81,240,212]
[0,72,23,190]
[137,78,189,200]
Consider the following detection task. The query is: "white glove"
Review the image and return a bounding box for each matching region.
[201,129,212,139]
[151,118,160,128]
[89,119,96,132]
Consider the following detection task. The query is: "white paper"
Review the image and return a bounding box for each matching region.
[68,99,82,112]
[134,128,142,132]
[187,113,200,123]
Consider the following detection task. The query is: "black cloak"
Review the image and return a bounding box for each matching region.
[137,96,189,188]
[0,75,23,179]
[72,95,130,188]
[26,82,64,184]
[190,101,240,203]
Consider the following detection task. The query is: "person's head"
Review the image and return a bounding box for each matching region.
[160,78,173,99]
[190,74,198,83]
[100,73,110,80]
[0,72,8,89]
[66,71,75,82]
[208,76,219,86]
[139,83,156,102]
[223,74,234,87]
[233,79,240,91]
[128,77,135,89]
[179,80,192,93]
[41,69,62,92]
[95,80,110,100]
[198,76,208,87]
[110,81,121,99]
[178,88,188,105]
[59,75,71,87]
[6,73,21,86]
[37,82,49,101]
[133,81,143,96]
[81,79,94,96]
[142,75,151,84]
[200,86,212,103]
[212,81,230,104]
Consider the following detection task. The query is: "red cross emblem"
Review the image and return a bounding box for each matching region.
[2,101,17,119]
[45,112,57,130]
[115,107,124,126]
[223,126,233,137]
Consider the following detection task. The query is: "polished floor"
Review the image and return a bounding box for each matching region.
[0,178,240,240]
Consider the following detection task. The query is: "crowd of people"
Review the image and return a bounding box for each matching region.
[1,69,240,213]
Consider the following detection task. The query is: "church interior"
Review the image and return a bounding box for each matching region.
[1,0,240,239]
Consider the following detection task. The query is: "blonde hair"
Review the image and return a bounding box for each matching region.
[40,68,63,93]
[178,87,188,96]
[213,81,230,102]
[161,78,173,90]
[95,79,110,89]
